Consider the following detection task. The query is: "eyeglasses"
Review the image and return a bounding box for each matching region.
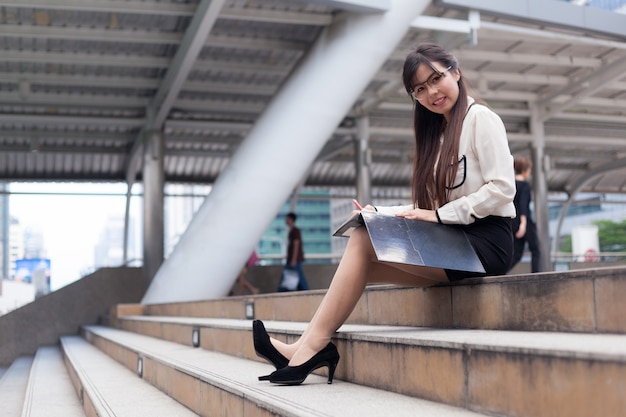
[410,66,453,101]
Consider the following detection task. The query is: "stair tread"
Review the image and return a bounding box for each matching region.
[84,325,490,417]
[22,346,85,417]
[0,356,33,417]
[61,335,199,417]
[121,316,626,361]
[143,269,626,334]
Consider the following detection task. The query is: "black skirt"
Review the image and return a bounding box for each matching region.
[445,216,514,281]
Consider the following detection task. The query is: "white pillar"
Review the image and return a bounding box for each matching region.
[355,116,372,205]
[142,131,165,289]
[142,0,431,304]
[530,107,551,272]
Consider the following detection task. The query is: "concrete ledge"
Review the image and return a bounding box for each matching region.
[0,356,33,417]
[22,347,84,417]
[109,303,145,328]
[447,266,626,333]
[61,335,198,417]
[0,267,144,367]
[82,325,491,417]
[111,318,626,417]
[143,266,626,334]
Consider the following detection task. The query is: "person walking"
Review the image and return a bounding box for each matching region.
[253,42,516,385]
[509,156,541,272]
[233,251,260,295]
[277,212,310,292]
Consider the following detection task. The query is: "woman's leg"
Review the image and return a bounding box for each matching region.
[235,269,246,295]
[511,236,525,269]
[242,276,260,294]
[271,227,447,366]
[526,223,541,273]
[295,262,310,291]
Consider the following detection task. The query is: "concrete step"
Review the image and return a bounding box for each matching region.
[60,335,200,417]
[0,356,33,417]
[81,324,491,417]
[21,346,85,417]
[112,317,626,417]
[128,266,626,334]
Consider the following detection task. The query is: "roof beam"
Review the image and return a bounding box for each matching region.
[451,50,603,69]
[0,130,136,142]
[436,0,626,39]
[3,50,290,76]
[0,73,160,89]
[411,14,478,34]
[538,54,626,120]
[289,0,390,13]
[1,0,195,16]
[147,0,225,129]
[0,143,129,154]
[2,50,170,69]
[0,114,144,128]
[478,21,626,51]
[2,92,149,108]
[174,99,265,114]
[0,24,307,51]
[165,120,252,134]
[219,7,333,25]
[3,1,334,23]
[125,0,226,183]
[463,70,570,86]
[0,24,183,45]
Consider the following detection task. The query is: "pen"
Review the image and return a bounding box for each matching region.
[352,199,363,210]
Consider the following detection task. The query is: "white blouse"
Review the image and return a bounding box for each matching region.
[376,98,516,225]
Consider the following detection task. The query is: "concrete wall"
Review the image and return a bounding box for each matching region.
[0,264,334,366]
[230,264,338,295]
[0,267,144,366]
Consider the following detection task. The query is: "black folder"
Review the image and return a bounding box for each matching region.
[333,211,485,273]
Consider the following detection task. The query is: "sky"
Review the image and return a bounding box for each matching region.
[8,182,140,291]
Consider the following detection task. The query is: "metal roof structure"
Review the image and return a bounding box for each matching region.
[1,0,626,198]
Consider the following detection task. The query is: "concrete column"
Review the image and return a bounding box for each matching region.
[355,116,372,205]
[142,130,164,289]
[122,185,132,265]
[142,0,431,304]
[530,107,552,272]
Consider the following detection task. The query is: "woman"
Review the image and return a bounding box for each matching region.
[253,42,516,385]
[510,156,541,272]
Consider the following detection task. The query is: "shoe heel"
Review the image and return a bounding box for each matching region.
[327,359,338,384]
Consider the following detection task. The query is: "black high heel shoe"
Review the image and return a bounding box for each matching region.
[252,320,289,380]
[269,342,340,385]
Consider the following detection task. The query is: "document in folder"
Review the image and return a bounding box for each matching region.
[333,211,484,273]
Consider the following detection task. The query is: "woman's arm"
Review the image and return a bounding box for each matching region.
[436,105,516,224]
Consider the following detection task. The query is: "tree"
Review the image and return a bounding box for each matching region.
[595,219,626,255]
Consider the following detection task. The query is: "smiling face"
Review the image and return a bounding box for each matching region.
[412,61,461,121]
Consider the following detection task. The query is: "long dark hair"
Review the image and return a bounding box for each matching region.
[402,43,471,210]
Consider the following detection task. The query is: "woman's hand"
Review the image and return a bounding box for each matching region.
[351,203,377,216]
[395,207,438,223]
[515,215,527,239]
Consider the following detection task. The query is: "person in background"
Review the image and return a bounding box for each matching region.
[253,42,515,386]
[509,156,541,273]
[234,251,260,295]
[277,212,309,292]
